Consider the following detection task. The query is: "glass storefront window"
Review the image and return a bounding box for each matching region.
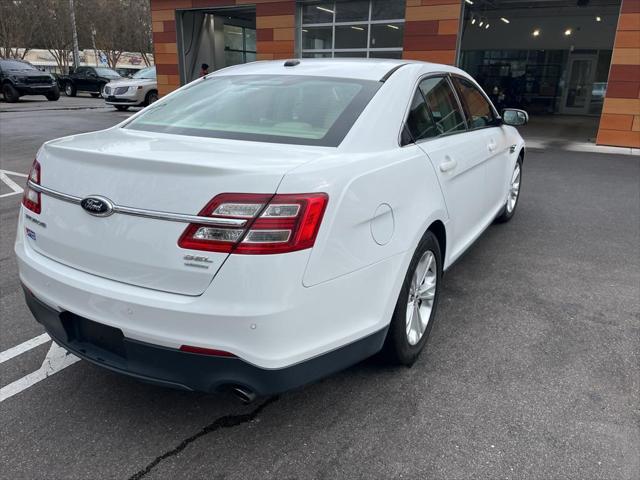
[335,0,369,22]
[224,24,257,67]
[335,25,369,49]
[302,26,333,50]
[299,0,406,59]
[370,23,404,48]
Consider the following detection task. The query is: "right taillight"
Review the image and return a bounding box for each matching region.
[22,159,41,214]
[178,192,328,255]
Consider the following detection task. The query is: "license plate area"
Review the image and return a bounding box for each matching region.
[60,312,126,359]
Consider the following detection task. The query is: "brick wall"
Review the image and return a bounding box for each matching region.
[150,0,295,96]
[401,0,462,65]
[596,0,640,148]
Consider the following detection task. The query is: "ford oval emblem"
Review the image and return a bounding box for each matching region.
[80,196,114,217]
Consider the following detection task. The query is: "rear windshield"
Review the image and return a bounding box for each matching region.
[124,75,381,146]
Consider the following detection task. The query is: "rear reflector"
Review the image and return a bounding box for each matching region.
[22,159,41,214]
[179,345,236,357]
[178,192,328,255]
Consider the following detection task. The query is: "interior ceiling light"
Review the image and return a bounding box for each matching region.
[500,17,510,23]
[387,24,399,30]
[471,17,476,24]
[596,16,602,21]
[564,28,572,36]
[479,20,484,26]
[316,6,334,14]
[351,26,364,31]
[533,29,540,36]
[465,0,474,4]
[485,23,490,29]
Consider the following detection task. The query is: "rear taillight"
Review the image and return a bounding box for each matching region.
[22,159,41,214]
[178,193,328,255]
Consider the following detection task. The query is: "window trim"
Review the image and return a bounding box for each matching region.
[449,73,502,132]
[398,72,471,147]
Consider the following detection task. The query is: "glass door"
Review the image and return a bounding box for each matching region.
[561,55,596,115]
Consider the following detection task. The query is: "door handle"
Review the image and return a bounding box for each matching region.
[487,140,497,153]
[439,158,458,173]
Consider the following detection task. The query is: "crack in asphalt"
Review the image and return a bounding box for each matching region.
[128,395,280,480]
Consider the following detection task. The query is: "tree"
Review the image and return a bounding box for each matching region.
[0,0,41,59]
[39,0,74,73]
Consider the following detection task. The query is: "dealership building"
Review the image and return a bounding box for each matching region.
[150,0,640,148]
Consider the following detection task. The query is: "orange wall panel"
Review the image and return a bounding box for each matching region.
[597,0,640,148]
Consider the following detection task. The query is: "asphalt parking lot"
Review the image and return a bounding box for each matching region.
[1,95,639,480]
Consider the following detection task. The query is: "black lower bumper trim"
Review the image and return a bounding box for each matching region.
[23,288,388,395]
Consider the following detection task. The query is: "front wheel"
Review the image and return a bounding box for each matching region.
[2,83,20,102]
[114,105,129,111]
[494,156,523,224]
[45,86,60,101]
[383,231,442,366]
[90,93,100,98]
[144,90,158,106]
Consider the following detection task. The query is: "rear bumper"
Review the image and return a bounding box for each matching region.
[24,287,387,395]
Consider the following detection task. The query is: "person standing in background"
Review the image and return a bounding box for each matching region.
[200,63,209,76]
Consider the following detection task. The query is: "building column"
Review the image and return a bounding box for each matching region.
[401,0,462,65]
[596,0,640,148]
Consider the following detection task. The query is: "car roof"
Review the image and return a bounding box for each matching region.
[212,58,454,82]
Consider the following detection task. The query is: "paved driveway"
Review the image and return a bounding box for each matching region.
[1,99,638,479]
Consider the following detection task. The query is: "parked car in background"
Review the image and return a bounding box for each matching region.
[16,59,527,400]
[0,59,60,102]
[61,66,122,98]
[103,66,158,111]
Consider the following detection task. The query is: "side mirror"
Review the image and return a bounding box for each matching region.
[502,108,528,126]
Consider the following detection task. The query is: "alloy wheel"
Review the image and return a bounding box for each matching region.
[406,250,437,346]
[507,163,521,214]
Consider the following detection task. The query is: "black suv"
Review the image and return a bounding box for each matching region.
[61,66,122,97]
[0,59,60,102]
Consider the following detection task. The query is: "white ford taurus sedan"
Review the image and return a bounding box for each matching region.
[16,59,526,401]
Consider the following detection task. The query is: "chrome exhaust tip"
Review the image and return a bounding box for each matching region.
[231,385,256,404]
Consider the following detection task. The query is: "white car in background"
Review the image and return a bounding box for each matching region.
[103,66,158,111]
[16,59,527,402]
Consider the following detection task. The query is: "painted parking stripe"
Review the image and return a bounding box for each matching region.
[0,341,80,402]
[0,169,27,198]
[0,333,51,364]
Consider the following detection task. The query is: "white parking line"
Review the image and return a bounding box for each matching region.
[0,336,80,402]
[0,333,51,364]
[0,169,27,198]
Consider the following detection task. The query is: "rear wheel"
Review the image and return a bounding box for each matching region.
[383,231,442,366]
[2,83,20,102]
[64,82,76,97]
[494,156,523,223]
[45,86,60,101]
[114,105,129,111]
[144,90,158,106]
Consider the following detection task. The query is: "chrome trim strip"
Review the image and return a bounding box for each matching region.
[28,181,247,227]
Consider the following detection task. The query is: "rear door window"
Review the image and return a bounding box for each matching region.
[405,89,438,142]
[451,76,498,129]
[419,76,466,136]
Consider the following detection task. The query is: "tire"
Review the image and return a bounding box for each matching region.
[45,86,60,101]
[2,83,20,102]
[90,93,100,98]
[114,105,129,111]
[64,82,76,97]
[383,230,442,366]
[144,90,158,106]
[494,155,523,224]
[99,84,107,98]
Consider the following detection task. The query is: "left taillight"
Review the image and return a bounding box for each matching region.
[22,159,41,214]
[178,192,329,255]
